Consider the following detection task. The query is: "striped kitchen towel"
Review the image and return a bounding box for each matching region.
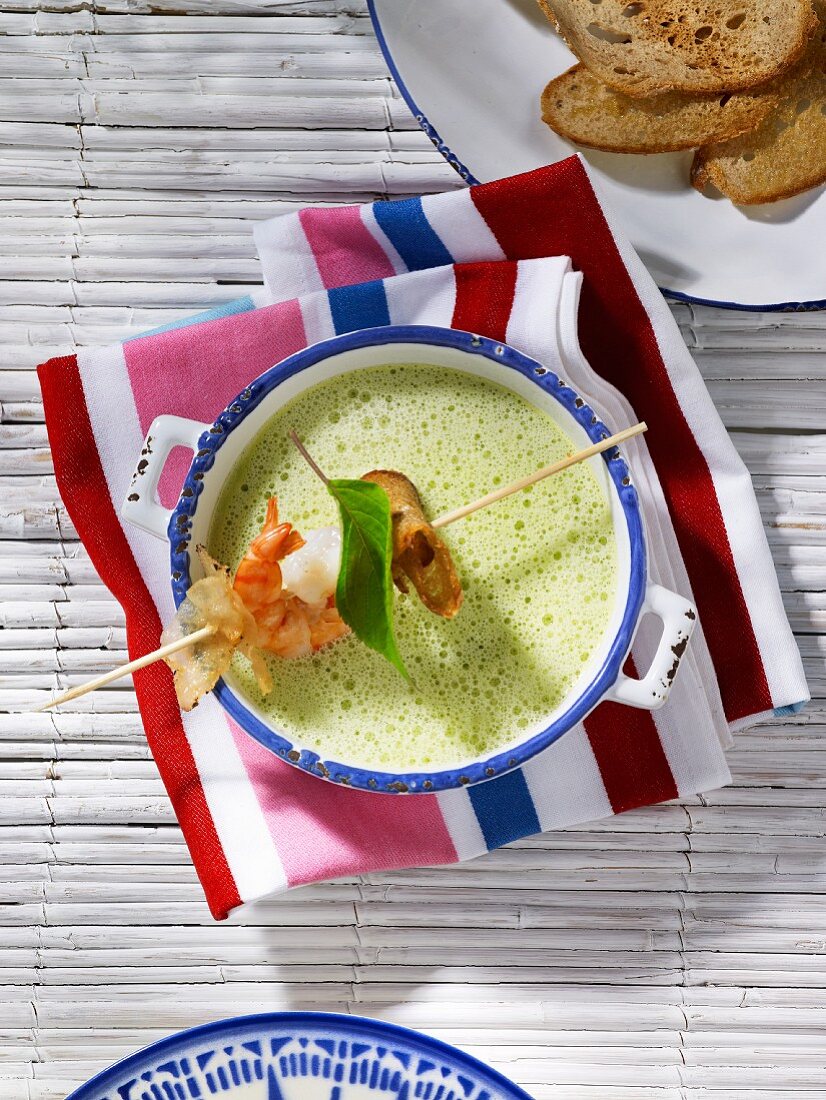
[38,155,808,920]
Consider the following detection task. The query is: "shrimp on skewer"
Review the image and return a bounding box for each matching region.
[233,497,304,615]
[160,497,348,712]
[233,497,349,659]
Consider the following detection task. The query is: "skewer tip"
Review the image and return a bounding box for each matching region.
[289,428,330,485]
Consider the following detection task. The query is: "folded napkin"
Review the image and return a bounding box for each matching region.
[38,156,808,920]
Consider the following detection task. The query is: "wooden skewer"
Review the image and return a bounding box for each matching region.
[34,624,216,712]
[43,421,646,711]
[289,429,329,485]
[432,421,647,529]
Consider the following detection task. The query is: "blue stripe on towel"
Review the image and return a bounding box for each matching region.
[468,769,541,851]
[774,701,807,717]
[328,279,391,335]
[372,197,453,272]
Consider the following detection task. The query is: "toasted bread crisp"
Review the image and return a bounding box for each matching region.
[692,13,826,203]
[362,470,463,620]
[161,546,272,712]
[537,0,817,98]
[541,63,780,153]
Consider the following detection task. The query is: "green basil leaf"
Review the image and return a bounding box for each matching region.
[328,478,409,680]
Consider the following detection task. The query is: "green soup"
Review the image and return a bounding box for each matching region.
[209,364,617,770]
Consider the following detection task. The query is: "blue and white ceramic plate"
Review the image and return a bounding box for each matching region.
[368,0,826,311]
[67,1012,535,1100]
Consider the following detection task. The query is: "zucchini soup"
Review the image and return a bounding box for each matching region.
[209,363,617,771]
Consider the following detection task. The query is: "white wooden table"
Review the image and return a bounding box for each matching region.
[1,3,825,1097]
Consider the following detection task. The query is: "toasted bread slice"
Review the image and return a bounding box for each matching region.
[536,0,817,98]
[692,14,826,203]
[541,64,780,153]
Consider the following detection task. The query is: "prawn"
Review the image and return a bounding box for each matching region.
[233,497,303,615]
[233,496,349,659]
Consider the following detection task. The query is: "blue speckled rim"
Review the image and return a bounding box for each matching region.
[367,0,478,187]
[168,325,646,794]
[366,0,826,314]
[66,1011,536,1100]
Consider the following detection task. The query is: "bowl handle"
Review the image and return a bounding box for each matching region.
[606,583,697,711]
[120,414,209,540]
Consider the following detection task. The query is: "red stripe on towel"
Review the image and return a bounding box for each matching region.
[584,660,679,814]
[452,260,519,341]
[470,157,771,723]
[37,354,242,920]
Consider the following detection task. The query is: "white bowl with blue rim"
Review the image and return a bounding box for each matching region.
[122,325,695,794]
[67,1011,535,1099]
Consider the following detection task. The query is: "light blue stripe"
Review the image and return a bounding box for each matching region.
[124,295,256,342]
[328,279,390,335]
[467,769,541,851]
[372,196,454,271]
[774,701,807,717]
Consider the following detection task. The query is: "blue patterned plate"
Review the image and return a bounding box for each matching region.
[67,1012,534,1099]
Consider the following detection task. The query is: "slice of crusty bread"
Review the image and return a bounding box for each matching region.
[691,13,826,203]
[541,64,780,153]
[536,0,817,98]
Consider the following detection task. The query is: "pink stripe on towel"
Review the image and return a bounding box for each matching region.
[123,298,307,507]
[299,205,396,290]
[230,719,458,886]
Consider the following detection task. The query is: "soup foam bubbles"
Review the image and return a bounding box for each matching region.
[209,364,617,772]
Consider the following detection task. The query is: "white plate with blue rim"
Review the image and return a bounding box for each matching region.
[368,0,826,311]
[67,1012,535,1099]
